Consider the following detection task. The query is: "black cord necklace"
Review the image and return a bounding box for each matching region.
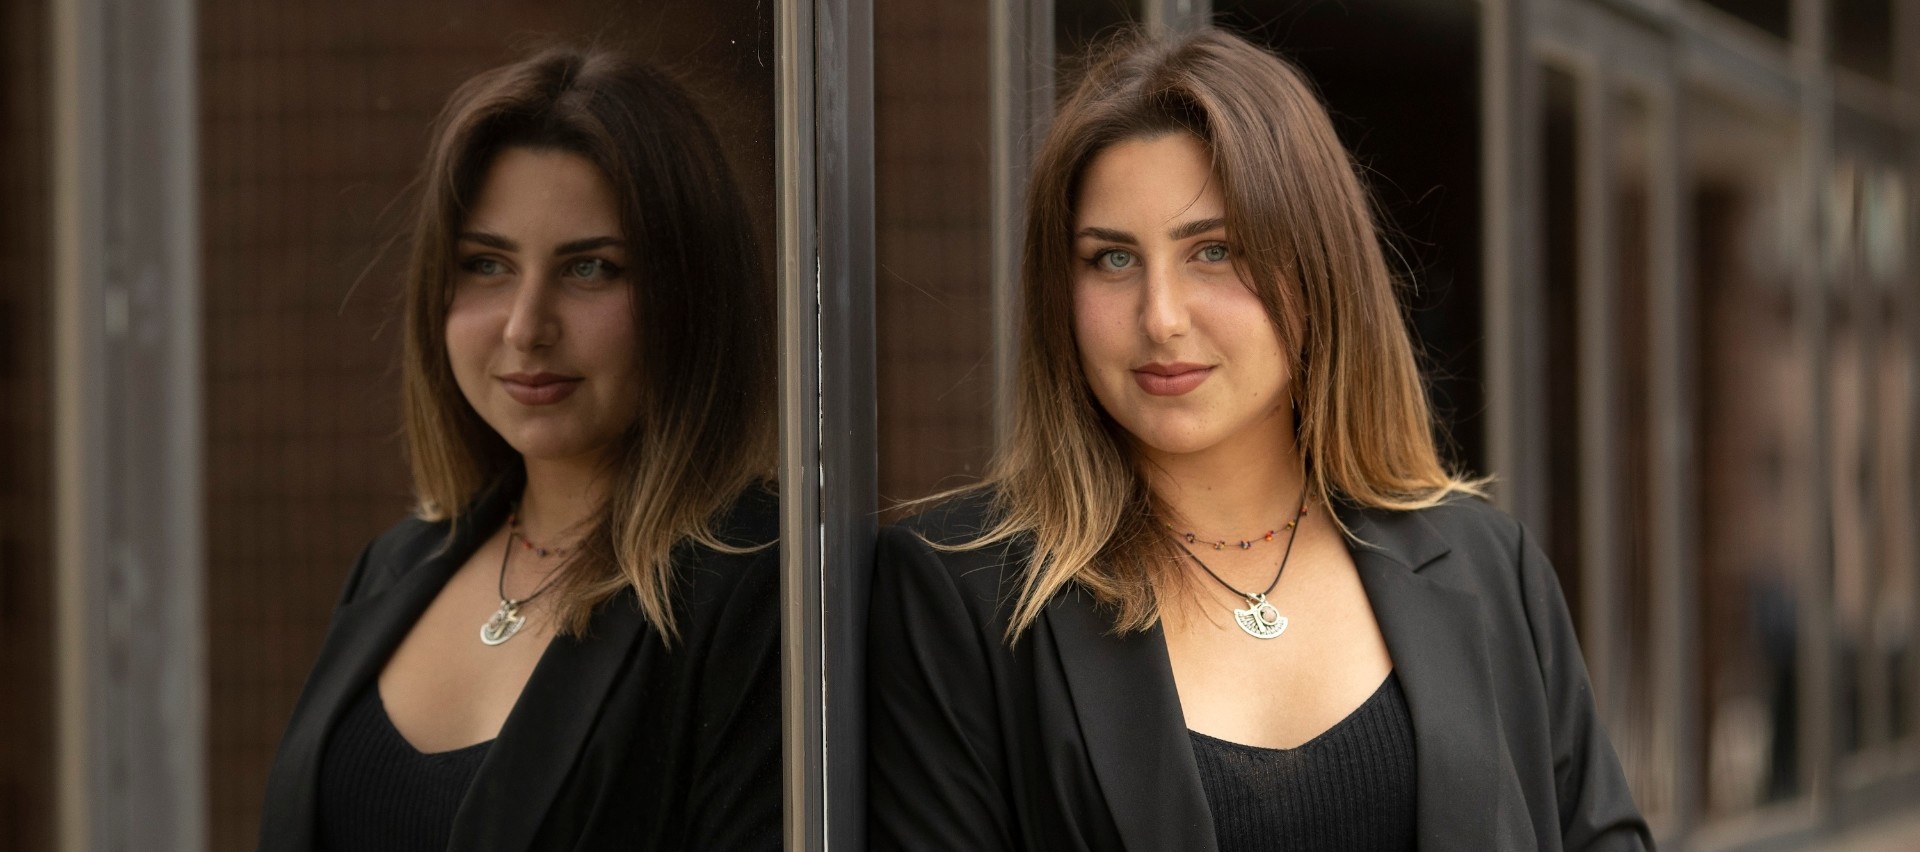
[1169,489,1308,640]
[480,530,567,646]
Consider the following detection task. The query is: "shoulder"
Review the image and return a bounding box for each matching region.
[349,477,521,602]
[1403,492,1525,557]
[889,488,1002,545]
[1344,492,1534,594]
[710,481,781,548]
[365,514,450,565]
[675,483,783,612]
[341,513,454,604]
[876,489,1027,630]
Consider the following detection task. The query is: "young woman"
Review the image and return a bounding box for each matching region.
[869,29,1651,852]
[258,47,780,851]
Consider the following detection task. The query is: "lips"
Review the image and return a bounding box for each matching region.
[499,371,582,406]
[1132,362,1212,396]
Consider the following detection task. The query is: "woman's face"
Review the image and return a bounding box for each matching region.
[446,146,642,466]
[1070,132,1294,462]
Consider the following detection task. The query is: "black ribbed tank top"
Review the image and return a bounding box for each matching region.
[316,683,493,852]
[1188,672,1417,852]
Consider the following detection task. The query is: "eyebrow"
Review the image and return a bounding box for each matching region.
[1169,216,1226,241]
[1074,216,1227,245]
[457,231,627,255]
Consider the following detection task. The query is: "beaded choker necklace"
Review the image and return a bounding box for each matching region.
[1163,505,1308,551]
[1168,495,1309,640]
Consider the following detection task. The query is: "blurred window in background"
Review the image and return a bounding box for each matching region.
[1829,108,1916,774]
[1698,0,1792,42]
[1611,84,1670,832]
[1832,0,1894,83]
[1688,92,1809,818]
[1536,52,1675,831]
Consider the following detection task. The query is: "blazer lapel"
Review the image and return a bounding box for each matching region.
[260,520,479,852]
[1046,588,1217,852]
[1342,505,1526,851]
[449,592,650,851]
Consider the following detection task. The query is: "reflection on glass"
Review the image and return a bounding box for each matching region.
[1689,95,1808,817]
[201,4,775,848]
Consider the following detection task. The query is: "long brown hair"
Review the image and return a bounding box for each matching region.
[400,45,775,640]
[939,28,1480,640]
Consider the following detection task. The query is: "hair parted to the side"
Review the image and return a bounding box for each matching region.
[932,28,1482,641]
[400,45,775,642]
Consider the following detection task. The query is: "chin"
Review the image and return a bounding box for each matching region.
[497,430,606,464]
[1119,424,1217,458]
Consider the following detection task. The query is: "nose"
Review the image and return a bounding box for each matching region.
[1139,259,1190,343]
[502,275,559,351]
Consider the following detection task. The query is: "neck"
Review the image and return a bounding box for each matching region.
[1139,424,1306,541]
[515,453,608,542]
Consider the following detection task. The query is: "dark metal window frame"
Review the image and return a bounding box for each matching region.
[778,0,875,848]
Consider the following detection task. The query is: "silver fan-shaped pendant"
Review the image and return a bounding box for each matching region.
[1233,594,1288,639]
[480,601,526,645]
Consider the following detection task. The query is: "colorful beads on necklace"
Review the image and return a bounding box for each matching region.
[1164,506,1310,551]
[507,512,571,559]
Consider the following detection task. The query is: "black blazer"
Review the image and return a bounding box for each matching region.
[869,493,1653,851]
[257,479,782,851]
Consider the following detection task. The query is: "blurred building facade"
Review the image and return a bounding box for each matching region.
[1,0,1915,850]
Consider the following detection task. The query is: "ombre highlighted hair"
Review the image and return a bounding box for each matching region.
[938,28,1481,640]
[400,46,774,641]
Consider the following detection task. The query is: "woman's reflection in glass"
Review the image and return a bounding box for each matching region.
[258,45,780,851]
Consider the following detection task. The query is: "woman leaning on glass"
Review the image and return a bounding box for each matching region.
[869,28,1654,852]
[257,46,781,851]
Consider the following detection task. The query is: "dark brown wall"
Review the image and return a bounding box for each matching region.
[873,0,996,508]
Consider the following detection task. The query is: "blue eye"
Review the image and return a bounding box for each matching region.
[1198,244,1229,263]
[567,258,621,279]
[1096,249,1135,271]
[463,257,507,276]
